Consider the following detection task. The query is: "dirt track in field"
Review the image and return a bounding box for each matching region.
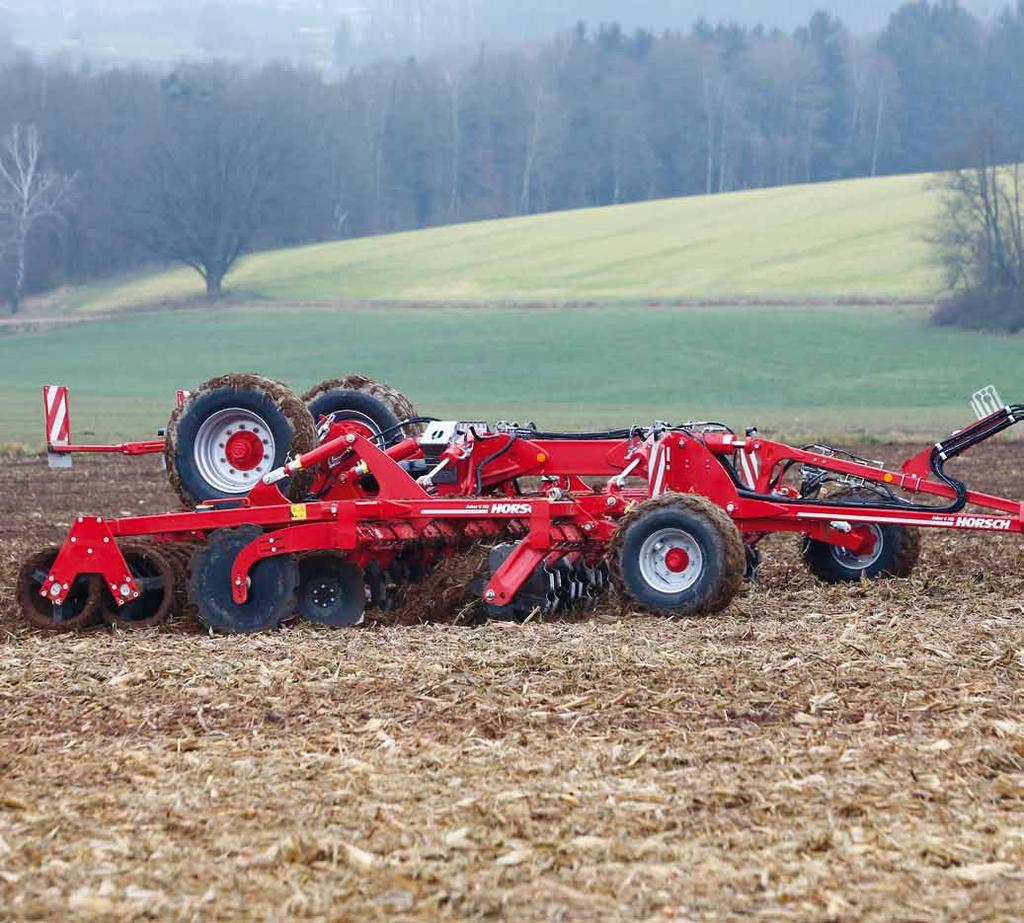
[2,447,1024,921]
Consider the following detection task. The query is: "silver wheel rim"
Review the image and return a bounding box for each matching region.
[830,524,884,570]
[193,407,275,495]
[638,527,704,594]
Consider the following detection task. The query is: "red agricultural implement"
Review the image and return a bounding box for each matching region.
[16,375,1024,633]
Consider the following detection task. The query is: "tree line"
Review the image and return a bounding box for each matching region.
[2,0,1024,311]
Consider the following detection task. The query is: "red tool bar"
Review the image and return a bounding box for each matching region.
[48,441,165,456]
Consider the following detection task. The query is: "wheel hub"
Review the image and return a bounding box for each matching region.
[225,430,265,471]
[830,524,884,569]
[310,580,340,608]
[638,528,704,594]
[324,412,384,446]
[664,547,690,573]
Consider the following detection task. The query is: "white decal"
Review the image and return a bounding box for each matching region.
[490,502,532,515]
[954,516,1012,531]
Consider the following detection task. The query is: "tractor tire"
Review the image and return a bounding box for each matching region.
[165,373,317,507]
[802,525,921,583]
[303,375,422,439]
[306,388,404,448]
[610,493,746,617]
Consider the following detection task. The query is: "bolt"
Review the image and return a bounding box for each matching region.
[50,584,61,597]
[484,589,496,600]
[71,536,77,543]
[120,584,131,597]
[103,537,109,543]
[606,496,616,507]
[583,523,594,532]
[346,434,356,444]
[726,503,736,514]
[87,548,93,555]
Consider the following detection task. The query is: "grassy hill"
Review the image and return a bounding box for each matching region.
[2,304,1020,448]
[58,172,943,314]
[4,172,1011,448]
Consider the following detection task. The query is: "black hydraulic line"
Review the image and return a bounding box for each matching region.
[476,434,519,495]
[720,404,1024,515]
[518,428,634,441]
[373,416,441,445]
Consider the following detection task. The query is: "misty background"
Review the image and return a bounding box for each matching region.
[0,0,1022,312]
[0,0,1006,68]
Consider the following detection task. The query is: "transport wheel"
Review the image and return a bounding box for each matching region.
[188,526,299,634]
[306,388,403,448]
[303,375,422,440]
[16,547,103,631]
[100,544,176,630]
[610,494,746,617]
[297,552,365,627]
[802,524,920,583]
[166,373,317,507]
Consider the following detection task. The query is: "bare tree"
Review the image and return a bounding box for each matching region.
[130,69,296,299]
[933,127,1024,331]
[0,125,75,314]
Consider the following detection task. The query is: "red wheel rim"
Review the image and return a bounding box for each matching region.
[325,418,380,443]
[224,430,266,472]
[664,547,690,573]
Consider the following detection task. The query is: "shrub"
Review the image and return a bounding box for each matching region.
[933,287,1024,333]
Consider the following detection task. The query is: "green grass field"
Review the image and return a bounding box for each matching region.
[1,304,1020,448]
[50,172,943,315]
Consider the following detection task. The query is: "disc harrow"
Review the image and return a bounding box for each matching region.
[19,378,1024,634]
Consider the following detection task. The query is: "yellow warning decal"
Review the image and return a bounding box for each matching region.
[290,504,308,521]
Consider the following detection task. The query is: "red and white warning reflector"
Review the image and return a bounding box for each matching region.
[43,385,73,469]
[736,447,761,489]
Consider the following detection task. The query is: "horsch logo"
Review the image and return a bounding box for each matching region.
[490,503,532,515]
[954,516,1012,531]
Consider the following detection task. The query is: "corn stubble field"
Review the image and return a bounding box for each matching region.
[2,448,1024,921]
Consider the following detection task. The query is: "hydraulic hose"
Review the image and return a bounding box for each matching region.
[475,434,519,495]
[730,404,1024,515]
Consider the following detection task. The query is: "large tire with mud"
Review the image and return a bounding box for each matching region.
[303,375,422,441]
[165,374,317,507]
[306,388,404,448]
[801,487,921,583]
[610,493,746,617]
[802,525,920,583]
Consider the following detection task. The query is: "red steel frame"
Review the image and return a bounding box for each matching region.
[36,398,1024,612]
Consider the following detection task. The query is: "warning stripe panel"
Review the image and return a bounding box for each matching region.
[43,385,70,445]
